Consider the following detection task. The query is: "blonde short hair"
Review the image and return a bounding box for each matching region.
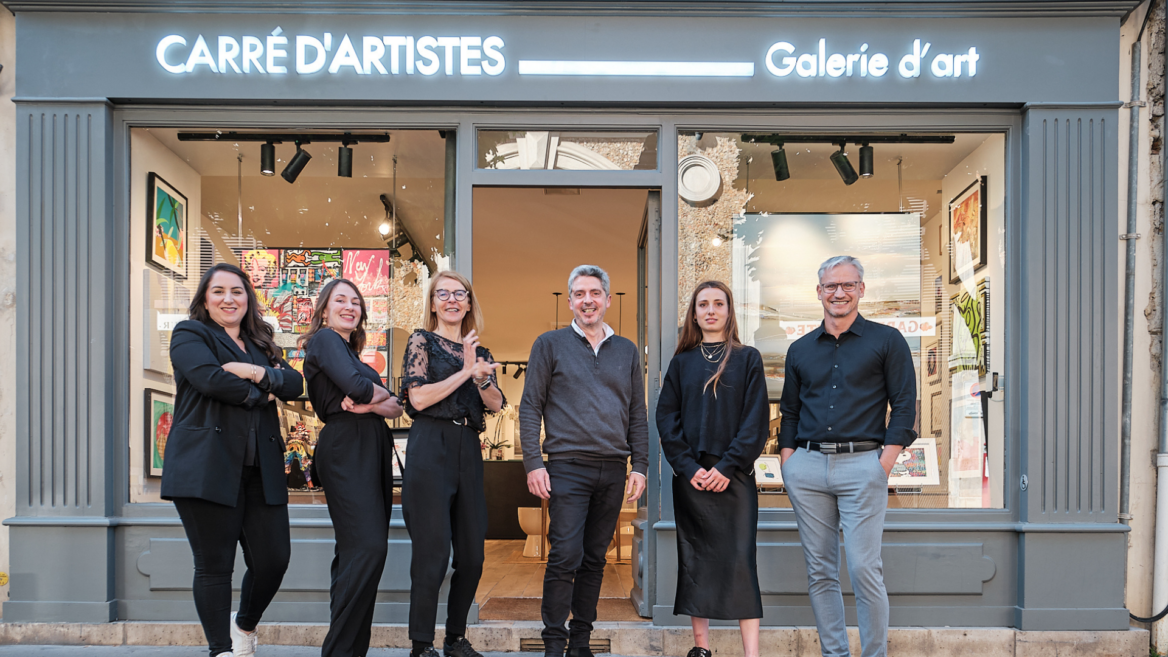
[422,270,484,335]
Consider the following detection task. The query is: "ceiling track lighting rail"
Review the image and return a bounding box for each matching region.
[741,133,955,185]
[178,131,389,182]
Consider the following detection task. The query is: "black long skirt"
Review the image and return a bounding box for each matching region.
[673,455,762,620]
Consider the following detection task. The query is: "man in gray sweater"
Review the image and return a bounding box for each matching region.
[520,264,649,657]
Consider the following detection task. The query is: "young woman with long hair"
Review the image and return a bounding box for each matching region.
[300,278,404,657]
[400,270,503,657]
[163,263,305,657]
[655,280,769,657]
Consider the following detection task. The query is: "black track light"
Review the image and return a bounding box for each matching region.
[859,143,874,178]
[830,145,859,186]
[513,365,525,379]
[338,144,353,178]
[260,142,276,176]
[281,143,312,183]
[770,146,790,181]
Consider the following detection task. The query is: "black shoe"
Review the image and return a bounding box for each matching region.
[443,637,483,657]
[567,646,595,657]
[686,648,712,657]
[415,646,443,657]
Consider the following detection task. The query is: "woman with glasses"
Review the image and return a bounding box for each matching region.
[656,280,769,657]
[300,278,403,657]
[400,271,504,657]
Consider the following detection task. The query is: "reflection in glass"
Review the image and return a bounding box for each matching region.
[478,130,658,170]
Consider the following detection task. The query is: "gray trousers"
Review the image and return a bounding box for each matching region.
[782,447,889,657]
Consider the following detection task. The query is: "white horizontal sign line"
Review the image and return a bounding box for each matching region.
[517,60,755,77]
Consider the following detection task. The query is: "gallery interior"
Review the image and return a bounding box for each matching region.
[134,126,1005,620]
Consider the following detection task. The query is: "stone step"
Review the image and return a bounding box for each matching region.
[0,621,1150,657]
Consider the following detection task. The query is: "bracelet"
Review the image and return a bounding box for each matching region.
[475,377,491,390]
[252,365,259,382]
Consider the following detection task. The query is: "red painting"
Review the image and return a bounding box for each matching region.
[342,250,390,296]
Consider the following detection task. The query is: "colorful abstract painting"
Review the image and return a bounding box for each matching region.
[294,296,316,333]
[343,249,391,296]
[146,389,174,477]
[147,173,187,278]
[948,177,988,284]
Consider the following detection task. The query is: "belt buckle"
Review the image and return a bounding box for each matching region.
[819,442,837,454]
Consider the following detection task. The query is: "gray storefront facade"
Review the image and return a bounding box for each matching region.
[1,0,1136,633]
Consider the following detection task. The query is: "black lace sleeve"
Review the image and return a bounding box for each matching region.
[400,330,431,396]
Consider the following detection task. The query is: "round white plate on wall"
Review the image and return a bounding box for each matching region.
[678,155,722,204]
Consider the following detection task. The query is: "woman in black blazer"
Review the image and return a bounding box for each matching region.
[163,263,304,657]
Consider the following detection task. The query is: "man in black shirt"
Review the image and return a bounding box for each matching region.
[779,255,917,657]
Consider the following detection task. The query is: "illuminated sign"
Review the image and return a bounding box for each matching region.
[155,29,978,81]
[781,317,937,339]
[156,28,506,76]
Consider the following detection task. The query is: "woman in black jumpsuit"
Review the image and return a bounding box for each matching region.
[400,270,504,657]
[301,278,404,657]
[656,281,769,657]
[164,263,304,657]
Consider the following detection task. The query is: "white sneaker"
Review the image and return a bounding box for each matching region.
[230,611,258,656]
[215,653,233,657]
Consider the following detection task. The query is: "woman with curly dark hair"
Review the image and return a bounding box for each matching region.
[163,262,305,657]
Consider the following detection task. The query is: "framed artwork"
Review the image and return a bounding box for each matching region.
[343,249,391,296]
[754,456,784,487]
[933,275,944,314]
[146,173,187,278]
[145,389,174,477]
[241,249,281,289]
[888,437,941,487]
[926,345,938,378]
[948,176,988,283]
[392,438,409,478]
[142,269,192,376]
[930,391,944,436]
[949,277,990,376]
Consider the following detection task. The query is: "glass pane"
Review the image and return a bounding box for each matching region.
[130,127,449,504]
[478,130,657,170]
[676,131,1005,510]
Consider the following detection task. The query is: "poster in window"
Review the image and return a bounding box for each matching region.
[948,176,988,284]
[143,269,192,375]
[731,213,925,399]
[343,249,391,296]
[147,173,187,278]
[949,278,990,377]
[241,249,281,289]
[887,438,941,487]
[146,389,174,477]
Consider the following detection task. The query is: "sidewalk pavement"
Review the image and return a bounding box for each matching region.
[0,649,577,656]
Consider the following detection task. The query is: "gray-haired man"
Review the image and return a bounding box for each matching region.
[520,265,649,657]
[779,255,917,657]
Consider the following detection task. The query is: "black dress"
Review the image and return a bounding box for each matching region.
[398,330,504,644]
[303,328,395,657]
[656,343,769,620]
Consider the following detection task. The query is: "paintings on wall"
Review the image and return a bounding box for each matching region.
[343,249,391,296]
[147,173,187,278]
[887,438,941,487]
[930,391,944,437]
[731,212,927,399]
[145,389,174,477]
[143,269,192,375]
[950,277,990,377]
[754,456,784,487]
[948,176,988,284]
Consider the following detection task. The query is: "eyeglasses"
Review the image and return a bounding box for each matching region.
[820,281,860,293]
[435,289,469,301]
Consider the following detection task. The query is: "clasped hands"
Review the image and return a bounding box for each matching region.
[461,330,500,384]
[222,361,280,402]
[689,467,730,492]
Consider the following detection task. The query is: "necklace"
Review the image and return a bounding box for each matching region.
[700,342,727,362]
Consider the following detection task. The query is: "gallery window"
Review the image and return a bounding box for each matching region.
[130,127,450,504]
[676,131,1006,509]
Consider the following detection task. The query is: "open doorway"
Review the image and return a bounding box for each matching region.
[471,186,650,621]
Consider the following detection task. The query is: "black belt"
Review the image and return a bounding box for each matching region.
[797,440,882,454]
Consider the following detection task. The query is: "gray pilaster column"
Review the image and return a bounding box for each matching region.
[1015,103,1127,630]
[4,100,117,622]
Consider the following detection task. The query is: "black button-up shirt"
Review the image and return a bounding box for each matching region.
[778,313,917,449]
